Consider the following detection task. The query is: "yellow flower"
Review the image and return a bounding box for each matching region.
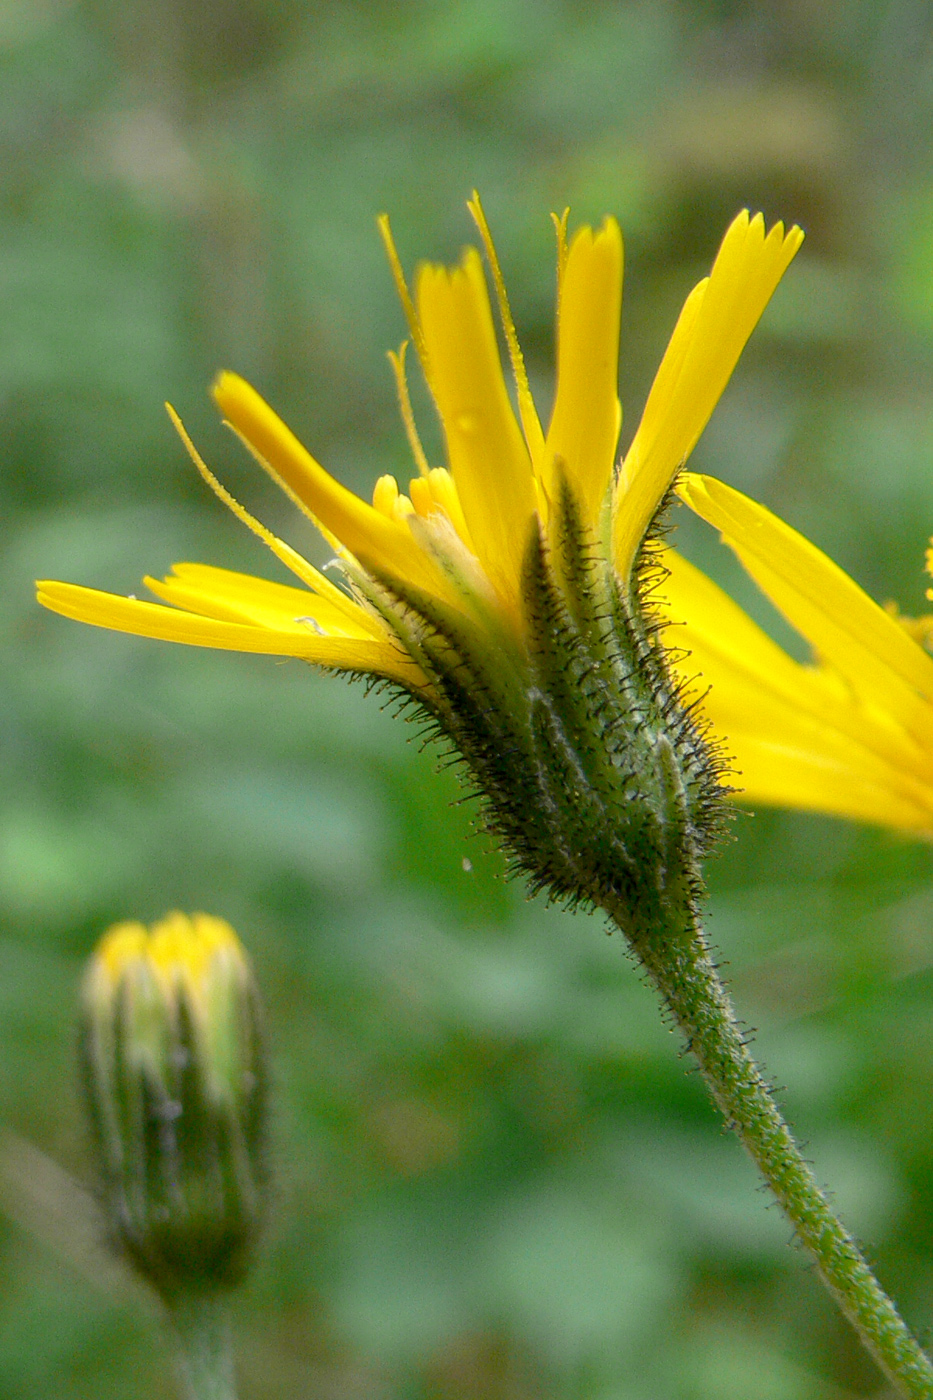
[38,200,802,920]
[85,912,258,1102]
[658,473,933,836]
[37,201,801,695]
[81,912,268,1296]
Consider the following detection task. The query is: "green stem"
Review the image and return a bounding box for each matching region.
[612,897,933,1400]
[169,1291,237,1400]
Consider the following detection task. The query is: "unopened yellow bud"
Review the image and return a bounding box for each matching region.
[80,912,268,1299]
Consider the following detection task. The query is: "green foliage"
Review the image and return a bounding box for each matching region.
[5,1,933,1396]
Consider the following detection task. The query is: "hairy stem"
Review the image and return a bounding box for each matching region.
[612,897,933,1399]
[169,1291,237,1400]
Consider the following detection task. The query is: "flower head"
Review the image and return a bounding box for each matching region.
[659,474,933,837]
[81,912,268,1297]
[39,201,802,927]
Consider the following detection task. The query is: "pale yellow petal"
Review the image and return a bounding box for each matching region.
[36,580,424,685]
[613,211,804,579]
[416,248,536,609]
[543,218,623,531]
[211,372,442,595]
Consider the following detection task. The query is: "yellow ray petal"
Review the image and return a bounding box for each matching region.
[373,474,401,518]
[145,563,382,639]
[656,546,882,734]
[211,372,442,595]
[620,278,707,494]
[416,248,536,608]
[36,580,424,684]
[543,217,623,532]
[551,208,570,305]
[679,474,933,741]
[656,545,933,831]
[167,404,371,631]
[708,729,933,831]
[408,477,433,518]
[660,541,933,770]
[613,211,804,579]
[387,342,432,478]
[372,473,414,524]
[467,191,545,464]
[377,214,436,403]
[696,645,933,829]
[426,467,475,551]
[676,638,932,806]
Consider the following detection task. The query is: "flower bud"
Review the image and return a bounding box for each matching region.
[80,912,268,1298]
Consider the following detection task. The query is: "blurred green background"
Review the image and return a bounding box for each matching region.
[5,1,933,1396]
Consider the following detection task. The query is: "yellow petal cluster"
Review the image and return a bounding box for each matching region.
[85,911,258,1088]
[37,201,801,701]
[659,474,933,834]
[82,911,267,1297]
[89,910,248,1015]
